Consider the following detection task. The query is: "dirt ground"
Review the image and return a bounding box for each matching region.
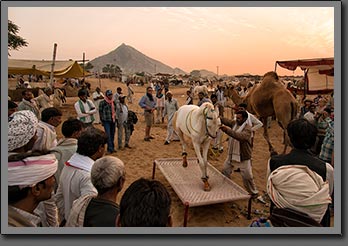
[8,78,333,227]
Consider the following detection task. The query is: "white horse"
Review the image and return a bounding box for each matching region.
[173,102,221,191]
[193,85,209,97]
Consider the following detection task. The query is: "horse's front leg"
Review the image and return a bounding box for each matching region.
[201,138,211,179]
[193,139,211,191]
[177,129,188,167]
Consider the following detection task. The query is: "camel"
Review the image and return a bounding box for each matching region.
[224,71,298,155]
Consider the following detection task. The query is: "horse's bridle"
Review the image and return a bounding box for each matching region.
[185,106,219,139]
[203,107,218,139]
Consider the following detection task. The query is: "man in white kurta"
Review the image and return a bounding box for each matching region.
[126,82,134,104]
[54,127,107,225]
[115,95,130,149]
[163,91,180,145]
[92,87,104,124]
[35,88,54,113]
[74,89,96,126]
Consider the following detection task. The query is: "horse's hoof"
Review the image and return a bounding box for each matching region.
[203,183,211,192]
[183,162,188,168]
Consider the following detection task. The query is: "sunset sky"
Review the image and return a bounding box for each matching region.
[7,4,335,76]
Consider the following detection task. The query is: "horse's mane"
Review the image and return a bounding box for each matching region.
[200,102,214,110]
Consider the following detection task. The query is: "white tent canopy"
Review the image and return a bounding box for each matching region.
[275,57,334,94]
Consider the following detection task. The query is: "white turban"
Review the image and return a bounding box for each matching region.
[8,153,58,187]
[8,110,38,152]
[267,165,332,223]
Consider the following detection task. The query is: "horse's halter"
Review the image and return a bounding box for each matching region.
[203,107,218,139]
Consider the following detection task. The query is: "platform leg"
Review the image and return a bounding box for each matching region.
[183,202,189,227]
[247,197,252,220]
[152,161,156,179]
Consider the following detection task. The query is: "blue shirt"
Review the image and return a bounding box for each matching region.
[138,94,156,111]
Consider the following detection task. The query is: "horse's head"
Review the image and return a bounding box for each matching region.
[201,102,221,138]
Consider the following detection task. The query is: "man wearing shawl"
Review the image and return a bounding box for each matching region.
[55,127,107,225]
[65,156,125,227]
[99,89,117,154]
[220,110,259,198]
[32,107,62,151]
[267,118,334,226]
[35,87,54,113]
[74,89,96,126]
[51,118,85,184]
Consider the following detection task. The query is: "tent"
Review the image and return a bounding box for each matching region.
[275,57,334,95]
[8,59,90,78]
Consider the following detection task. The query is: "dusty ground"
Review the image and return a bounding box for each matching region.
[8,78,333,227]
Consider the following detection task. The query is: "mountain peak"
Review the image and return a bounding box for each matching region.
[90,44,187,75]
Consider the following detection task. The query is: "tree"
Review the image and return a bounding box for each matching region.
[190,70,201,79]
[114,65,122,76]
[8,20,28,56]
[102,64,113,74]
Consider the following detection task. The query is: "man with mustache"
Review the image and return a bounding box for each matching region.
[220,110,259,199]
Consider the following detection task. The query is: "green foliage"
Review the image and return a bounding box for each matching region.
[102,64,122,76]
[8,20,28,56]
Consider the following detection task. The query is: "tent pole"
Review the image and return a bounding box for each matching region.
[304,69,307,98]
[98,67,101,88]
[83,52,85,82]
[50,43,57,89]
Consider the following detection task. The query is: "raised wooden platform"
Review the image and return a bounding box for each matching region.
[152,157,252,226]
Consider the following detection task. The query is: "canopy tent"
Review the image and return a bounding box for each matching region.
[8,59,90,78]
[275,57,334,95]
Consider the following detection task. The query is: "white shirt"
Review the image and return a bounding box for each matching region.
[92,91,104,103]
[247,112,263,132]
[55,153,97,222]
[163,98,179,122]
[116,103,128,124]
[304,111,316,125]
[74,99,96,123]
[234,111,263,132]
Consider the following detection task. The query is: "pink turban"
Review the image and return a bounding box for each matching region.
[8,153,58,187]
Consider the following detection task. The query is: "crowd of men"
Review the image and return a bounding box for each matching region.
[7,79,335,227]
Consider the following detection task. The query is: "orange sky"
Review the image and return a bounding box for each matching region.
[7,6,334,76]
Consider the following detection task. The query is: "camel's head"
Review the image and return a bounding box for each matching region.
[201,102,221,138]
